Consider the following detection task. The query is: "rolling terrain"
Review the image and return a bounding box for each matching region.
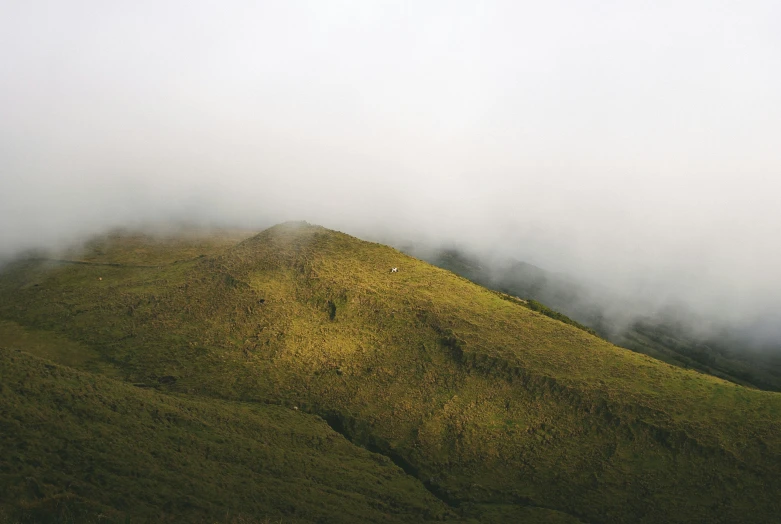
[0,347,452,523]
[1,223,781,523]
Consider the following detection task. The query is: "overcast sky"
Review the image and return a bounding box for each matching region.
[1,1,780,334]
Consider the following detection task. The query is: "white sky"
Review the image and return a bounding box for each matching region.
[1,1,780,333]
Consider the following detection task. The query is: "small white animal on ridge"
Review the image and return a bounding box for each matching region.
[391,267,398,273]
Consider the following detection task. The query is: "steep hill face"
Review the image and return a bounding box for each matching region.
[1,222,781,523]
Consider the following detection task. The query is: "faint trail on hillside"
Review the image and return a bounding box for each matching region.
[28,258,168,268]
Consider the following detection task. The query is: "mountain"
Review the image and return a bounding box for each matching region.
[405,246,781,391]
[1,222,781,523]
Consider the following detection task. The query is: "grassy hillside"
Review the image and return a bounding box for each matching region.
[1,223,781,523]
[0,348,456,523]
[412,247,781,391]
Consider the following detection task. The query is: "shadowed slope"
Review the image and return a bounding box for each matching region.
[1,222,781,523]
[0,347,454,523]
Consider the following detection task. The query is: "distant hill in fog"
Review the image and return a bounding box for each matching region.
[401,244,781,392]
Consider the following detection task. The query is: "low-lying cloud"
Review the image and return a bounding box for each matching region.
[2,1,780,343]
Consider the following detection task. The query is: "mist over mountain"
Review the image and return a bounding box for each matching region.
[398,241,781,352]
[3,222,781,523]
[395,242,781,392]
[2,1,780,347]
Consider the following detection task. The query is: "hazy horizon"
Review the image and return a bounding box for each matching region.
[2,1,780,344]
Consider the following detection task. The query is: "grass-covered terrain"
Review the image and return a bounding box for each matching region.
[413,247,781,391]
[1,222,781,522]
[0,348,452,523]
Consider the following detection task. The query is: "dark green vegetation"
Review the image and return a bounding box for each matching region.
[414,248,781,391]
[2,223,781,523]
[0,348,451,523]
[617,319,781,391]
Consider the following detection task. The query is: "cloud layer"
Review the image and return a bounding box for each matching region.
[2,1,780,338]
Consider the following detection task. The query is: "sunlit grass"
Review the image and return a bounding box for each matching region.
[1,222,780,523]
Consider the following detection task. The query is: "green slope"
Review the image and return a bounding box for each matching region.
[0,348,455,523]
[1,222,781,523]
[411,246,781,391]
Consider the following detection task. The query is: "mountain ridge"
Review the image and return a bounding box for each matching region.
[1,222,780,523]
[403,243,781,391]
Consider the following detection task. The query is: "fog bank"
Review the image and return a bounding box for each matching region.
[2,1,780,340]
